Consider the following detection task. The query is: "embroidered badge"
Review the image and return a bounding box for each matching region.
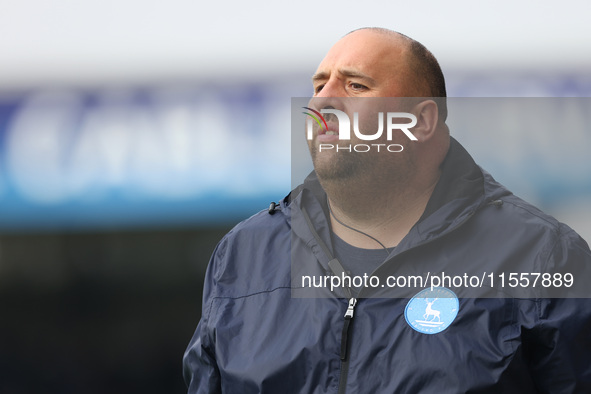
[404,287,459,334]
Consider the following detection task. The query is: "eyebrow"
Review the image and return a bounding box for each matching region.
[311,69,377,85]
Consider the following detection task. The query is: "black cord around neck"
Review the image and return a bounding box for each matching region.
[327,198,389,253]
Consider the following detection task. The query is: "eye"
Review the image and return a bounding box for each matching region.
[314,84,325,94]
[349,82,368,91]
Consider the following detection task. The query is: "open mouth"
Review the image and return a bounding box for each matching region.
[317,123,340,143]
[320,121,339,136]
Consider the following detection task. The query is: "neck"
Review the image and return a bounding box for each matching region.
[323,168,440,249]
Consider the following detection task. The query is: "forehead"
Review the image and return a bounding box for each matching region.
[315,30,411,81]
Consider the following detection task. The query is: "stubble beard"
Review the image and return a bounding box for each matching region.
[309,143,371,183]
[308,138,416,192]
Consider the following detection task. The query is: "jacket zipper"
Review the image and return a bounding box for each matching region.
[337,297,357,393]
[301,207,358,392]
[340,297,357,360]
[328,257,357,394]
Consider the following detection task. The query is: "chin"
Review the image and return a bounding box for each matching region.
[312,151,365,182]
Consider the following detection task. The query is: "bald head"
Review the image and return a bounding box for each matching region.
[314,28,447,121]
[353,28,448,120]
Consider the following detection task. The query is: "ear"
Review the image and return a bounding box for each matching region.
[411,100,439,142]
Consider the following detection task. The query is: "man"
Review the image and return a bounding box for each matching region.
[184,28,591,393]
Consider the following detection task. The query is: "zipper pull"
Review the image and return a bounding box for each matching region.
[344,297,357,319]
[340,297,357,361]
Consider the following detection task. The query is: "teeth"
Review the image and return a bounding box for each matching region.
[325,131,337,135]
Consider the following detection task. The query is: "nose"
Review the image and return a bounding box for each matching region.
[308,96,344,116]
[310,78,346,113]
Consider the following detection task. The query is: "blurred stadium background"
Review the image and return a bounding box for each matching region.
[0,1,590,392]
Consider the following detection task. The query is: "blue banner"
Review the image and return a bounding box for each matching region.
[0,82,304,230]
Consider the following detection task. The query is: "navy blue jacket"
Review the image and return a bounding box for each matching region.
[184,138,591,393]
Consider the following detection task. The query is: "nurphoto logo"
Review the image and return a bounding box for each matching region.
[303,106,418,153]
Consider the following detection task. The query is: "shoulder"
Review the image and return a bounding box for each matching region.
[208,200,293,298]
[478,170,591,296]
[481,169,579,239]
[220,198,292,253]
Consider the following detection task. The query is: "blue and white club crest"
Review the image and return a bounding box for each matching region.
[405,287,459,334]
